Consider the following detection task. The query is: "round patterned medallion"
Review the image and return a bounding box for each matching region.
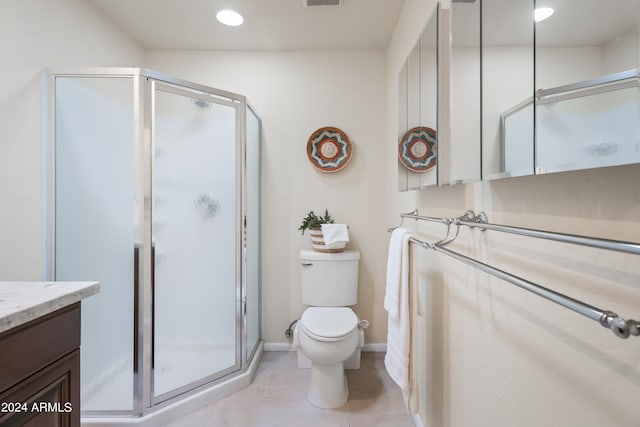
[398,126,437,172]
[307,127,352,173]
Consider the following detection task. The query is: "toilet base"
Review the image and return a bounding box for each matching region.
[296,328,364,370]
[298,347,361,370]
[307,362,348,409]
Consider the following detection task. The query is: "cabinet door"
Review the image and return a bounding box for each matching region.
[0,350,79,427]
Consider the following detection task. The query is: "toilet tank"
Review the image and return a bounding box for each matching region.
[299,250,360,306]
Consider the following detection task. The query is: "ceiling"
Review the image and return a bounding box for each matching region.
[88,0,637,51]
[88,0,407,50]
[535,0,637,47]
[480,0,637,47]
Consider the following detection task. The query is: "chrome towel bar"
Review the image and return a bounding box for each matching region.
[388,210,639,339]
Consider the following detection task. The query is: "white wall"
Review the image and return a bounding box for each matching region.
[146,50,389,345]
[412,168,640,427]
[0,0,145,279]
[387,1,640,426]
[603,28,639,74]
[536,47,603,88]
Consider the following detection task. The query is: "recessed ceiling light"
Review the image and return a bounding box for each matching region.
[216,9,244,26]
[534,7,554,22]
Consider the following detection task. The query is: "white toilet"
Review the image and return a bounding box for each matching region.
[295,249,363,409]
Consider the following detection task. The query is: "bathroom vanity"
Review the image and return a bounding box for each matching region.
[0,281,99,426]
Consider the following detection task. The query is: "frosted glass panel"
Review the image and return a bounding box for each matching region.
[55,77,134,411]
[246,107,261,360]
[153,88,238,398]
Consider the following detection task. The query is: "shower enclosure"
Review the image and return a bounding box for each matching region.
[43,68,262,420]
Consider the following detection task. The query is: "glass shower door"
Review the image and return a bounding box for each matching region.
[152,83,240,401]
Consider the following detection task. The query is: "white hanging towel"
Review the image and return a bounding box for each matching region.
[384,227,410,320]
[384,227,418,413]
[321,224,350,249]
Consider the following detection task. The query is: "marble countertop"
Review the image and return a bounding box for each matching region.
[0,281,100,334]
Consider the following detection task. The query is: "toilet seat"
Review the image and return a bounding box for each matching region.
[300,307,358,342]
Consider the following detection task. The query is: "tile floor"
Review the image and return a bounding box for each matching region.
[165,351,416,426]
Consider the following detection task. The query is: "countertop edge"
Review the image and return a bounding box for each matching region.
[0,281,100,334]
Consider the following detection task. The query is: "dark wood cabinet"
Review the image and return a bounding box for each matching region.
[0,303,81,427]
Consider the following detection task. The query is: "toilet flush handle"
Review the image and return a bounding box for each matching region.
[301,261,313,267]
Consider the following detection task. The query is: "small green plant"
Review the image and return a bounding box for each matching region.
[298,209,334,235]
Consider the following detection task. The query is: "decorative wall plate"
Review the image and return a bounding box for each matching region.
[398,126,437,172]
[307,127,352,173]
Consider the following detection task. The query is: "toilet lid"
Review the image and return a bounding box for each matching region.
[300,307,358,340]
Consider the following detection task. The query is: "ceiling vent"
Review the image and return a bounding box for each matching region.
[304,0,342,6]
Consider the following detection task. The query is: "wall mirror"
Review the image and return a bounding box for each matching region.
[534,0,640,174]
[398,5,439,191]
[482,0,535,179]
[483,0,640,181]
[450,0,481,185]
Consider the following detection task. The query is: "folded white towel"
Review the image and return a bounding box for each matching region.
[384,227,418,413]
[321,224,349,249]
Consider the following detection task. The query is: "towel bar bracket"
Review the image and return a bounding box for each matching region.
[630,320,640,336]
[453,210,488,231]
[600,312,640,339]
[472,211,489,230]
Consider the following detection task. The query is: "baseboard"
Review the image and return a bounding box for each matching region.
[363,342,387,352]
[263,342,296,352]
[264,342,387,352]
